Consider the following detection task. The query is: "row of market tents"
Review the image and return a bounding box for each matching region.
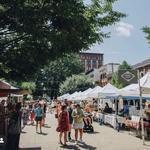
[58,71,150,101]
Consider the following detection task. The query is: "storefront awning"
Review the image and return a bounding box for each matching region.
[0,89,30,95]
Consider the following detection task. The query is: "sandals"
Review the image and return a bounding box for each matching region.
[59,140,63,145]
[63,144,67,146]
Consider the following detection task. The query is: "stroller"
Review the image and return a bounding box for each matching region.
[83,112,94,132]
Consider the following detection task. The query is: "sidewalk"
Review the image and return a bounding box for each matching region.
[19,113,150,150]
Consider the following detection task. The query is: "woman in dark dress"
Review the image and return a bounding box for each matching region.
[58,105,69,146]
[5,103,22,150]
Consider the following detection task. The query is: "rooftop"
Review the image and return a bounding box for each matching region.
[132,58,150,69]
[80,50,103,55]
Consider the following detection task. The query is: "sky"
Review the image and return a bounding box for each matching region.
[85,0,150,65]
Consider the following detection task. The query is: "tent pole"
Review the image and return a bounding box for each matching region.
[138,71,145,145]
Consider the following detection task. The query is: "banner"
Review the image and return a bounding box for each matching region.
[118,70,138,85]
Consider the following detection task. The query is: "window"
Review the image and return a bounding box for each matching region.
[87,60,91,65]
[93,60,97,65]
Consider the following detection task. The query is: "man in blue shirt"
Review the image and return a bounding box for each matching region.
[123,101,129,117]
[34,104,43,133]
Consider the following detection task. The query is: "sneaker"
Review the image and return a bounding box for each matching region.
[75,141,78,145]
[79,138,84,144]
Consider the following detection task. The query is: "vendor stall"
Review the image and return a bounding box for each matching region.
[0,82,30,137]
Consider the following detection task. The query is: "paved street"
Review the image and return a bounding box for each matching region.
[20,113,150,150]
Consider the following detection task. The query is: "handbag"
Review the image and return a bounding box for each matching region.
[8,117,21,134]
[8,111,21,134]
[55,114,58,118]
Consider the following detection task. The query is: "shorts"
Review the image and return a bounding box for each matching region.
[73,122,84,129]
[43,113,46,118]
[35,116,42,121]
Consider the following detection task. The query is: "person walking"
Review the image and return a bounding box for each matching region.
[57,105,69,146]
[42,103,47,126]
[30,107,35,125]
[34,103,43,133]
[55,101,61,124]
[72,104,84,145]
[5,102,22,150]
[67,101,73,141]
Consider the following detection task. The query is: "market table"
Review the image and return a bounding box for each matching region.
[99,113,125,128]
[124,116,150,139]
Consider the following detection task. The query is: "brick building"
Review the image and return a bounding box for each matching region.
[80,52,104,72]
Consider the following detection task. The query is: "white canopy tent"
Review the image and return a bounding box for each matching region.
[119,84,139,96]
[87,86,102,98]
[98,83,119,98]
[67,91,81,101]
[58,93,70,100]
[74,88,93,101]
[140,71,150,94]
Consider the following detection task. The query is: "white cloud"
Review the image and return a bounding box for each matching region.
[115,22,134,37]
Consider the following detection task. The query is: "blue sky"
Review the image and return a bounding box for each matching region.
[85,0,150,65]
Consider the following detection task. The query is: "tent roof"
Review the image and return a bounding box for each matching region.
[0,89,29,95]
[106,95,150,100]
[140,71,150,88]
[119,84,138,91]
[101,83,119,93]
[0,80,18,89]
[87,86,102,98]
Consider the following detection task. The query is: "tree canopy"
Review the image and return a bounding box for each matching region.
[0,0,125,81]
[59,74,94,95]
[143,26,150,45]
[118,60,131,70]
[34,53,84,97]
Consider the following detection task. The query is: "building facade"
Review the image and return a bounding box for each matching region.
[80,52,104,72]
[99,63,120,86]
[132,58,150,77]
[85,68,100,82]
[86,63,120,86]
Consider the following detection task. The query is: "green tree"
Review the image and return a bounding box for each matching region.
[111,73,123,89]
[143,26,150,45]
[34,53,84,97]
[59,74,94,95]
[111,60,131,88]
[17,82,36,90]
[119,60,131,70]
[0,0,125,81]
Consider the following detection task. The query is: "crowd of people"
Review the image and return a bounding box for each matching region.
[0,98,94,149]
[54,100,93,146]
[0,99,48,150]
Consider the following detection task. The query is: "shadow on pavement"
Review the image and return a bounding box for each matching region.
[87,131,100,134]
[37,132,48,136]
[78,142,96,150]
[144,143,150,147]
[21,131,27,134]
[19,147,41,150]
[60,145,80,150]
[43,125,51,128]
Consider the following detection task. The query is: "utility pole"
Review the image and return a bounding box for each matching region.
[138,70,145,145]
